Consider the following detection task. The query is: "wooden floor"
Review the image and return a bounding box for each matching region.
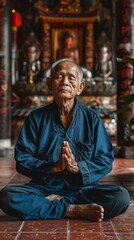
[0,157,134,240]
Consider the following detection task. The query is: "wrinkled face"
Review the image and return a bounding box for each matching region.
[49,61,84,100]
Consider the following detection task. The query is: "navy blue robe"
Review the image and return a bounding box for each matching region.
[0,99,130,220]
[15,98,114,189]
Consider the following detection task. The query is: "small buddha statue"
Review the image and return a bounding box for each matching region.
[57,31,79,64]
[22,32,41,84]
[95,32,113,83]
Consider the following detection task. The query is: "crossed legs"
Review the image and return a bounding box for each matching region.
[0,183,130,221]
[47,184,130,221]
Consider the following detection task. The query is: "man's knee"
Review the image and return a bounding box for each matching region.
[0,186,10,206]
[116,186,130,211]
[0,186,16,215]
[105,186,130,219]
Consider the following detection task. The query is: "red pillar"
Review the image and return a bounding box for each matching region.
[116,0,132,145]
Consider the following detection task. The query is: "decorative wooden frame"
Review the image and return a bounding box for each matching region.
[52,27,83,63]
[39,15,96,70]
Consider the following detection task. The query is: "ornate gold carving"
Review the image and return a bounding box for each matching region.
[37,0,99,15]
[86,23,93,30]
[39,16,97,24]
[85,26,94,70]
[53,0,81,14]
[43,23,50,30]
[41,23,51,69]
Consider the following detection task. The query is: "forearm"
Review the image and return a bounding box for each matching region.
[16,159,53,179]
[78,153,114,186]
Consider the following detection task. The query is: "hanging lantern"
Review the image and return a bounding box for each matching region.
[12,10,22,32]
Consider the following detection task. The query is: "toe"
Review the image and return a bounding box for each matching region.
[97,205,104,213]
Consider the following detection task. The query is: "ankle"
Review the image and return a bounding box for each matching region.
[66,204,77,218]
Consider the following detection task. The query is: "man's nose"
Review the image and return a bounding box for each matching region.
[61,76,69,84]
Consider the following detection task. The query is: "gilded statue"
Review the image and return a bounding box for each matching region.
[22,32,41,84]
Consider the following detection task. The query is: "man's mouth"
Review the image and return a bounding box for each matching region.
[59,88,70,92]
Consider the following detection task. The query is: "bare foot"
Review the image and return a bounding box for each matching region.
[66,204,104,222]
[46,194,63,201]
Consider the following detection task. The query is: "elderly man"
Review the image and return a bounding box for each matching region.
[0,58,130,221]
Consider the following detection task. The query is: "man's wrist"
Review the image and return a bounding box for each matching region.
[52,163,58,172]
[52,162,64,172]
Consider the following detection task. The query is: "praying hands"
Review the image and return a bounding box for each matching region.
[52,141,80,173]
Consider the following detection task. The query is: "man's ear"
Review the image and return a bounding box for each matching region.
[47,77,52,91]
[76,81,85,96]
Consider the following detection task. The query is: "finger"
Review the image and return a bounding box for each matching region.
[61,144,71,158]
[64,146,71,158]
[61,146,66,154]
[62,141,68,147]
[64,154,70,164]
[66,142,72,154]
[62,142,69,155]
[63,142,74,158]
[64,155,72,171]
[63,141,71,152]
[65,144,75,160]
[66,163,79,173]
[61,153,66,161]
[64,154,77,169]
[62,147,71,159]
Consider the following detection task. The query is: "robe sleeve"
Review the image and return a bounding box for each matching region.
[15,115,53,179]
[77,115,114,186]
